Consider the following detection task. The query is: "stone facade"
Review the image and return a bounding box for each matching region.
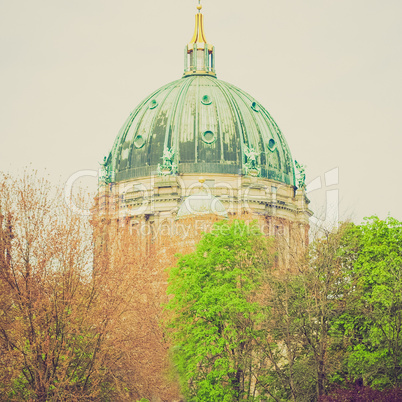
[98,172,312,249]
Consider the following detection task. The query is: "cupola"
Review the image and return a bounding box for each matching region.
[183,1,216,77]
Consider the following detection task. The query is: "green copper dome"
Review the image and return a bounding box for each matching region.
[106,75,296,186]
[104,7,296,186]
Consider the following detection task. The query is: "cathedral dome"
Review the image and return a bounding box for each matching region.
[104,4,297,188]
[106,75,295,186]
[99,3,312,236]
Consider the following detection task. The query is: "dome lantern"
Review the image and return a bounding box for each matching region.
[184,1,216,77]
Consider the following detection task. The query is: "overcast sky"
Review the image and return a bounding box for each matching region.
[1,0,401,223]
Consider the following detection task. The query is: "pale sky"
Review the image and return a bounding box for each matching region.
[1,0,401,223]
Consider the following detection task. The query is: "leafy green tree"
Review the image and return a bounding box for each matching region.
[165,219,273,401]
[165,215,402,400]
[336,216,402,388]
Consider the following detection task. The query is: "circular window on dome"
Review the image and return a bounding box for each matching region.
[251,101,260,112]
[202,130,216,144]
[268,138,277,152]
[134,135,145,149]
[149,99,158,109]
[201,95,212,105]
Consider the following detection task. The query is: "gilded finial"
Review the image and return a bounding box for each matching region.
[188,1,209,49]
[183,1,216,77]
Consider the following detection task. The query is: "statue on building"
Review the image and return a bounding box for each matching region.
[157,146,177,175]
[244,145,260,177]
[99,156,112,184]
[295,160,306,188]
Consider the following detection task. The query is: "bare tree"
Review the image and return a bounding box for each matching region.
[0,172,181,401]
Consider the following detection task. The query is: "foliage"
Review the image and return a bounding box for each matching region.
[2,169,402,401]
[259,224,349,401]
[0,172,179,401]
[165,219,273,401]
[0,172,109,401]
[335,216,402,388]
[166,216,402,400]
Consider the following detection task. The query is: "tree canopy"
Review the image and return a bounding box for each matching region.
[336,216,402,388]
[166,217,402,401]
[166,220,273,401]
[0,172,180,401]
[2,170,402,401]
